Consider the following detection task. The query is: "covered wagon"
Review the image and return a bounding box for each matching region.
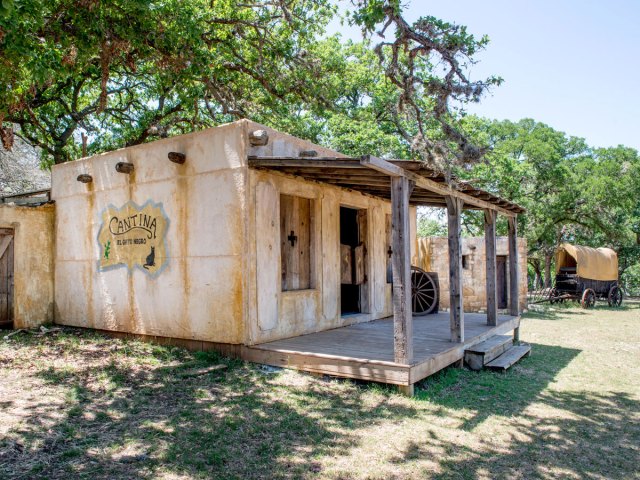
[552,243,622,308]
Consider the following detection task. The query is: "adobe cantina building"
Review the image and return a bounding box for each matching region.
[1,120,526,393]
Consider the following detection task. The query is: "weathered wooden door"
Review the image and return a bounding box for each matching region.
[0,228,14,329]
[280,194,312,291]
[496,255,508,309]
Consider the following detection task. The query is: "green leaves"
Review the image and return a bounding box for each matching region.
[0,0,339,164]
[0,0,13,16]
[456,116,640,269]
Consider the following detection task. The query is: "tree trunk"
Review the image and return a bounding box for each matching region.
[544,253,552,288]
[531,259,542,289]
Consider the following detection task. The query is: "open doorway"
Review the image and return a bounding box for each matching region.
[340,207,367,316]
[497,255,508,309]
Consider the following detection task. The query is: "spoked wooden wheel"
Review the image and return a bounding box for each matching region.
[581,288,596,309]
[411,266,438,316]
[608,285,623,307]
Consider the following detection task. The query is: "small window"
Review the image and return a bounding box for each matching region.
[462,255,470,270]
[280,194,315,291]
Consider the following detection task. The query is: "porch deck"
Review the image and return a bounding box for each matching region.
[243,313,520,386]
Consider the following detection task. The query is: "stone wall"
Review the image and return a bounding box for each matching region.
[0,132,50,195]
[417,236,528,313]
[0,203,55,328]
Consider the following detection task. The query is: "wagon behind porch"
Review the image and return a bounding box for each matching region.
[552,243,622,308]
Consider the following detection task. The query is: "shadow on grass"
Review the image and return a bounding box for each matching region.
[2,327,638,479]
[525,300,637,321]
[393,389,640,479]
[0,332,419,480]
[415,343,582,430]
[408,341,640,478]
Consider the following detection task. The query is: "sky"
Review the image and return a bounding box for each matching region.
[326,0,640,150]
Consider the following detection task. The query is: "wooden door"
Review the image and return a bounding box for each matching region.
[496,255,508,309]
[280,194,312,291]
[0,228,14,329]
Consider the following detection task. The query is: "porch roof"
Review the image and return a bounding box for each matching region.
[248,155,525,216]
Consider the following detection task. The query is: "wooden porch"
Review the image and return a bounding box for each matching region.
[244,313,520,387]
[249,153,526,394]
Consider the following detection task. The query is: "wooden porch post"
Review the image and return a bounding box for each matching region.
[484,209,498,326]
[508,215,520,340]
[391,176,414,365]
[446,196,464,343]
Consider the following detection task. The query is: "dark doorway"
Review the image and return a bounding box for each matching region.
[340,207,367,315]
[496,255,508,309]
[0,228,14,330]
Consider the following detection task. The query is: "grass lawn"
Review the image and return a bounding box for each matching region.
[1,302,638,479]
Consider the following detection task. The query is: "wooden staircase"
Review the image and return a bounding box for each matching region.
[464,334,531,372]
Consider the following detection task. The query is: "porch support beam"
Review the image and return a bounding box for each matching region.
[508,215,520,340]
[484,209,498,326]
[391,176,414,365]
[446,196,464,343]
[360,155,518,216]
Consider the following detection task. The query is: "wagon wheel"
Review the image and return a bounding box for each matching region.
[580,288,596,309]
[607,285,623,307]
[548,288,558,304]
[411,266,438,316]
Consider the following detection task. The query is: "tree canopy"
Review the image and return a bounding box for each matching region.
[0,0,497,169]
[450,117,640,288]
[1,0,639,290]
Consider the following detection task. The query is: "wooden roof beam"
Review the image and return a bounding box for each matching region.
[360,155,518,217]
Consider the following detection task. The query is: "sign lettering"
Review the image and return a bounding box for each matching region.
[97,201,169,274]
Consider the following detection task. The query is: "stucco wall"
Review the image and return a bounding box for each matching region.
[417,236,528,313]
[0,203,55,328]
[244,122,418,344]
[50,117,421,346]
[51,122,248,343]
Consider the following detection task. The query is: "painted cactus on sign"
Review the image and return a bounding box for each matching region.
[97,201,169,275]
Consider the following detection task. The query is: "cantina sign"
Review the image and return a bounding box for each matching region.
[98,201,169,274]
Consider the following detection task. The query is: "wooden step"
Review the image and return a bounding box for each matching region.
[485,344,531,371]
[464,335,513,371]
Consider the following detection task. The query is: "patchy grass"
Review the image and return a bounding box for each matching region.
[1,303,639,479]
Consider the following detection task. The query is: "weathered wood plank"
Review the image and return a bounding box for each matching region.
[340,244,352,284]
[354,244,365,286]
[359,155,518,216]
[464,334,513,371]
[242,346,411,385]
[408,315,521,383]
[297,196,311,289]
[484,209,498,326]
[446,196,464,343]
[356,208,368,314]
[391,176,414,364]
[508,216,519,317]
[249,313,522,384]
[249,158,362,168]
[0,236,12,259]
[280,194,297,290]
[280,195,312,290]
[361,154,404,177]
[485,344,531,371]
[249,156,522,215]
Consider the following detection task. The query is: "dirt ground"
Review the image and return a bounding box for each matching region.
[1,302,639,479]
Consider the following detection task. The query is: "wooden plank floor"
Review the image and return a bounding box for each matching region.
[243,313,520,386]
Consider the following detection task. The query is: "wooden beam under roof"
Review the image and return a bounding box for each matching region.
[248,155,524,215]
[359,156,519,216]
